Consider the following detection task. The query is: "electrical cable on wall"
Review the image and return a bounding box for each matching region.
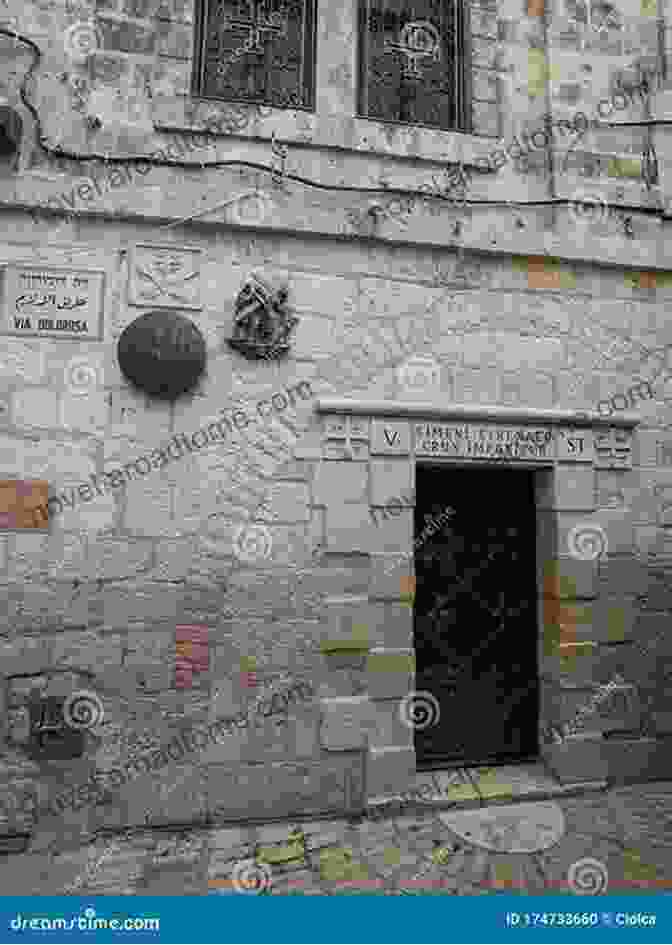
[0,25,669,224]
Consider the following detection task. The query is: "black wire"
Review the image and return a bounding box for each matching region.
[0,24,669,219]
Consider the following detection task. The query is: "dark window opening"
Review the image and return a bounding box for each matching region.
[193,0,316,109]
[358,0,471,131]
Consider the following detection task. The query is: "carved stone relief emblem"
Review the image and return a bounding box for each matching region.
[227,274,298,360]
[128,245,202,309]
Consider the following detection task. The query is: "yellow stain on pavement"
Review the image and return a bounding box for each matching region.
[606,604,628,642]
[257,830,306,866]
[623,849,661,886]
[431,847,452,866]
[319,847,371,884]
[492,862,517,889]
[383,847,402,866]
[472,768,515,800]
[442,772,479,802]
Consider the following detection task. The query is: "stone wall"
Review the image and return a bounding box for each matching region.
[0,0,672,850]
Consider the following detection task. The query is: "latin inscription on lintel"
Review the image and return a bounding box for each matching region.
[414,422,556,460]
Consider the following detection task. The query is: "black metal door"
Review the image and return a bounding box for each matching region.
[414,465,539,768]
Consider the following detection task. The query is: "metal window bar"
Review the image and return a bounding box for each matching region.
[193,0,316,109]
[357,0,470,132]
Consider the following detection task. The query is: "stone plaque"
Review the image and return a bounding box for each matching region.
[414,422,555,461]
[128,245,202,309]
[2,266,104,340]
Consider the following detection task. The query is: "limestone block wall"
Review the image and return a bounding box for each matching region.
[0,0,671,846]
[1,226,671,842]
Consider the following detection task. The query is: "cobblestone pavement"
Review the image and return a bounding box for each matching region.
[1,781,671,896]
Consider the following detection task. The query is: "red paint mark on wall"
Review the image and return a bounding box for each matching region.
[0,480,49,529]
[175,625,209,689]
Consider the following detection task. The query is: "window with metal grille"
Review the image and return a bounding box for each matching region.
[193,0,316,109]
[358,0,470,132]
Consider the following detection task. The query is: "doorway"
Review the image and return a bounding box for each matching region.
[413,464,539,769]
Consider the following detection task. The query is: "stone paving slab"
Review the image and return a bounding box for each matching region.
[438,801,566,852]
[1,779,671,896]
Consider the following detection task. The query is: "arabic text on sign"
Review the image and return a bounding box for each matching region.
[3,266,103,340]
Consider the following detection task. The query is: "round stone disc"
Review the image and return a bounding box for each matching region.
[439,800,565,853]
[117,310,206,401]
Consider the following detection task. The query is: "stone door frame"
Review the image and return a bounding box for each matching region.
[314,399,639,804]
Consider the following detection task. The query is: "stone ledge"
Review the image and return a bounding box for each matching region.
[152,107,493,169]
[361,779,610,821]
[317,400,640,428]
